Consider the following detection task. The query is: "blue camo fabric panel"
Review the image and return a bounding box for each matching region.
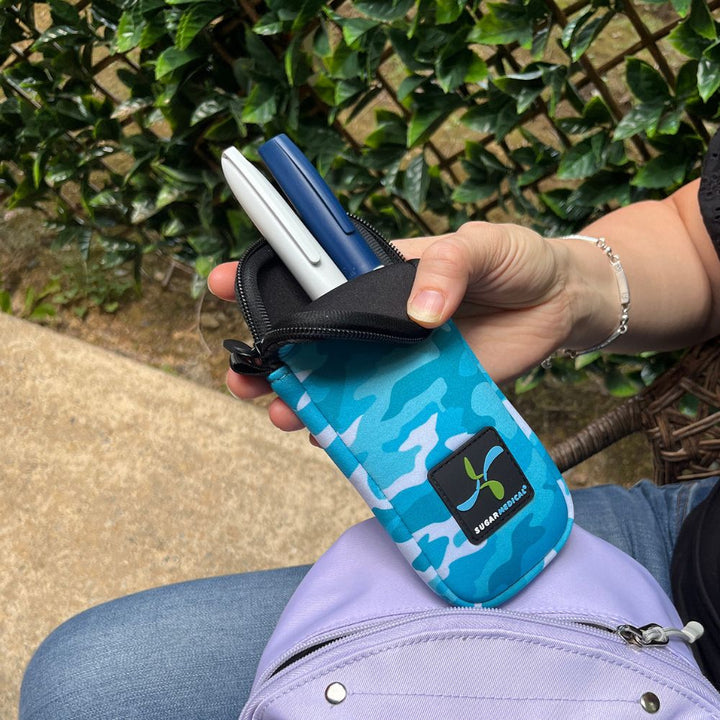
[269,321,573,606]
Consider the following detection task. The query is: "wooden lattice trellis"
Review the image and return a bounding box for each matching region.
[2,1,719,234]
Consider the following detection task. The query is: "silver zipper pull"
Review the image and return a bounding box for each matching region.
[617,621,704,646]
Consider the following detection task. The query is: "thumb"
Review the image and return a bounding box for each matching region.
[406,234,477,327]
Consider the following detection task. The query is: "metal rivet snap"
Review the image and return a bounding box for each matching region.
[325,682,347,705]
[640,692,660,713]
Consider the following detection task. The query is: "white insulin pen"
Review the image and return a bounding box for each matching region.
[221,147,346,300]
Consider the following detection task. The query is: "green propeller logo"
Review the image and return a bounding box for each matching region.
[456,446,505,512]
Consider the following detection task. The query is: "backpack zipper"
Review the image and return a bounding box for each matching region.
[262,608,704,685]
[240,608,716,720]
[615,621,704,646]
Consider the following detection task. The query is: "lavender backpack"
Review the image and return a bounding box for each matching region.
[239,519,720,719]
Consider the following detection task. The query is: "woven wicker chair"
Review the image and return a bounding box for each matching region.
[548,337,720,485]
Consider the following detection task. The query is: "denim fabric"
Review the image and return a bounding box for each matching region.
[19,568,310,720]
[573,478,717,597]
[19,478,717,720]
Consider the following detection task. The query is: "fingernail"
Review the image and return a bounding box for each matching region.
[407,289,445,323]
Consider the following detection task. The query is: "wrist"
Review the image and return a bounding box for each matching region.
[550,235,629,354]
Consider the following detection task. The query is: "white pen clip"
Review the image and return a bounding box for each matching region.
[221,147,345,299]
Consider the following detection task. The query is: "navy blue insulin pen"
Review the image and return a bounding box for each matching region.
[258,134,382,279]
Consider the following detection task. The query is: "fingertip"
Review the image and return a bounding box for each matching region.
[268,397,305,432]
[406,237,471,326]
[208,262,238,301]
[406,288,447,326]
[225,368,270,400]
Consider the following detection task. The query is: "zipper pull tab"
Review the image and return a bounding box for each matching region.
[617,621,704,647]
[223,338,272,375]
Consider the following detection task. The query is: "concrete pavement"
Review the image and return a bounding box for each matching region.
[0,312,369,718]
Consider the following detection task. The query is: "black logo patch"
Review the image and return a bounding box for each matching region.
[428,427,534,544]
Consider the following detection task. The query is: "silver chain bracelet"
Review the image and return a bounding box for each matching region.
[542,234,630,368]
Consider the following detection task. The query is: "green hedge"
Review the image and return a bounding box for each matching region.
[1,0,719,392]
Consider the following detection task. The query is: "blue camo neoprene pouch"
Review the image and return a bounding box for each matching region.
[225,218,573,607]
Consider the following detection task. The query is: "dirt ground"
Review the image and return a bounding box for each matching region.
[0,207,654,489]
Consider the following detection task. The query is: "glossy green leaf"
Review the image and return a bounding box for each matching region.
[631,153,687,188]
[688,0,716,40]
[573,351,601,370]
[698,42,720,101]
[613,102,664,140]
[539,188,591,222]
[557,132,608,179]
[464,54,488,85]
[253,12,285,36]
[31,25,84,51]
[671,0,692,16]
[656,105,685,135]
[436,47,475,93]
[402,152,429,211]
[668,17,712,59]
[514,367,543,394]
[460,95,518,140]
[240,83,278,124]
[568,14,610,61]
[469,3,534,48]
[244,28,284,80]
[435,0,465,24]
[493,70,544,113]
[190,97,227,125]
[407,93,463,148]
[338,16,379,46]
[176,3,225,50]
[48,0,82,25]
[396,75,425,102]
[675,60,700,102]
[366,110,407,148]
[154,46,202,79]
[353,0,414,21]
[281,0,323,30]
[569,171,631,207]
[561,9,612,62]
[626,58,671,103]
[114,9,145,53]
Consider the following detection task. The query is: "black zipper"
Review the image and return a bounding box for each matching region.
[258,322,426,356]
[235,239,274,343]
[347,212,406,265]
[228,215,418,375]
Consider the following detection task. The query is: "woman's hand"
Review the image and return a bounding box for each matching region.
[208,221,617,432]
[399,222,575,381]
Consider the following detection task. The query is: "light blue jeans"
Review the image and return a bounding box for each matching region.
[19,478,716,720]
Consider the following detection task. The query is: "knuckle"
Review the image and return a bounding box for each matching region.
[422,237,470,277]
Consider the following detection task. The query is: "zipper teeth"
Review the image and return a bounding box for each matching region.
[236,215,405,360]
[347,212,406,264]
[235,240,272,342]
[244,614,720,720]
[261,608,606,685]
[262,608,702,687]
[261,324,422,355]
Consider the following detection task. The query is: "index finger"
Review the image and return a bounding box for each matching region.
[208,261,238,302]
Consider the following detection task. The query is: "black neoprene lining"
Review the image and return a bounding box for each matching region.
[224,216,431,375]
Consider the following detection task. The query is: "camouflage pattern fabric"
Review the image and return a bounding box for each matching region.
[269,321,573,606]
